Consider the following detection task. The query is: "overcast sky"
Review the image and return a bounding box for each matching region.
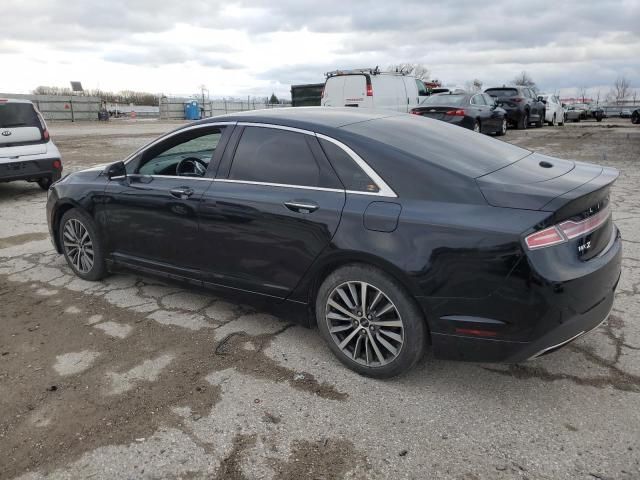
[1,0,639,99]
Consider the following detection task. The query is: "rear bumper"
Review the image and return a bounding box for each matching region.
[502,107,524,123]
[0,158,62,182]
[424,228,622,363]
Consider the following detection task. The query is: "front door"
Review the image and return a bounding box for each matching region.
[198,125,346,298]
[103,124,231,278]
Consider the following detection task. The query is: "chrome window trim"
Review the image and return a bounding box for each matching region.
[315,133,397,198]
[127,173,214,182]
[123,122,237,165]
[119,120,397,198]
[215,178,343,193]
[236,122,316,137]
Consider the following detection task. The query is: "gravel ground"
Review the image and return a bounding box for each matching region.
[1,117,639,480]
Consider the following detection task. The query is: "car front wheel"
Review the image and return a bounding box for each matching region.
[59,208,108,281]
[496,118,507,136]
[316,264,427,378]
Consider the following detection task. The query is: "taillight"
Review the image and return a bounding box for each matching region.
[43,129,50,140]
[37,113,49,141]
[525,207,610,250]
[52,160,62,170]
[366,83,373,97]
[558,207,610,240]
[410,110,421,115]
[525,226,565,250]
[0,99,7,103]
[445,109,465,116]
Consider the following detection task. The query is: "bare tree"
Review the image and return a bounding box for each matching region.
[387,63,430,81]
[464,79,483,92]
[512,71,536,88]
[612,76,630,104]
[578,86,588,104]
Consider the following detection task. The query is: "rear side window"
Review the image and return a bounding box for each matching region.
[319,138,379,193]
[470,95,486,105]
[0,103,40,129]
[229,127,322,187]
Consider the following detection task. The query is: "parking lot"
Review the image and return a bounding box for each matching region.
[1,119,639,479]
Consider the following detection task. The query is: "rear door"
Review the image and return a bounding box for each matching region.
[197,125,346,298]
[343,75,371,108]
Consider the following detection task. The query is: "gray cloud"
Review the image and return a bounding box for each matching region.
[1,0,638,93]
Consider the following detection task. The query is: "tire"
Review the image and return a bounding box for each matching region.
[632,113,640,124]
[59,208,108,281]
[37,177,52,191]
[548,114,557,127]
[596,117,602,122]
[559,115,565,126]
[495,118,507,136]
[473,120,481,133]
[315,264,427,378]
[535,111,544,128]
[517,111,528,129]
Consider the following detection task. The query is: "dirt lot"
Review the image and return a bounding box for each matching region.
[1,117,639,480]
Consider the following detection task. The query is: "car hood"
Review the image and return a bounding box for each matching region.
[475,153,618,211]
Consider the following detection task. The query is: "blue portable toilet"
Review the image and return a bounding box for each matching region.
[184,100,200,120]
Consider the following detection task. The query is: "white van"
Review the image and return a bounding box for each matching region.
[321,69,428,112]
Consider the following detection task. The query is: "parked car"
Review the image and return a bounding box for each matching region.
[565,104,587,122]
[632,108,640,124]
[47,107,621,378]
[321,68,428,112]
[485,86,545,129]
[0,98,62,190]
[539,93,564,126]
[565,103,604,122]
[620,109,632,118]
[410,92,507,135]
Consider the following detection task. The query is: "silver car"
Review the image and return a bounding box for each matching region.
[0,98,62,190]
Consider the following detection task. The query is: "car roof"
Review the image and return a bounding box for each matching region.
[194,107,404,133]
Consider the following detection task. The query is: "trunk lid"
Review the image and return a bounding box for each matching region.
[475,153,617,212]
[0,102,44,147]
[477,153,619,261]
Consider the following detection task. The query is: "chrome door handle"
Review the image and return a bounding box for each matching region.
[284,201,319,213]
[170,187,194,199]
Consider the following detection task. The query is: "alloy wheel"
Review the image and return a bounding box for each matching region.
[473,121,480,133]
[501,119,507,134]
[325,281,404,367]
[62,219,94,273]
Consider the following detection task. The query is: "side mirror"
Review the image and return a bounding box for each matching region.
[106,161,127,180]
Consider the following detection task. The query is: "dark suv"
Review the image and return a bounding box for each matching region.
[485,86,546,129]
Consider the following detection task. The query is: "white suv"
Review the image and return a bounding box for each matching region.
[540,94,564,126]
[0,98,62,190]
[321,68,428,112]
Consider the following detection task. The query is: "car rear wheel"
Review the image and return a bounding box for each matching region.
[535,112,544,128]
[632,112,640,124]
[473,120,481,133]
[496,118,507,136]
[549,114,557,127]
[37,177,52,191]
[59,208,107,281]
[517,112,528,129]
[316,264,426,378]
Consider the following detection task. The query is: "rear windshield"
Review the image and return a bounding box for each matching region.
[420,94,468,106]
[0,103,40,129]
[485,88,519,97]
[342,114,531,178]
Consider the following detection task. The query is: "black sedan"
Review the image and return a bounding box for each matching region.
[46,108,621,378]
[410,92,507,136]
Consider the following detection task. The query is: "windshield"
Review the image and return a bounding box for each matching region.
[420,94,468,106]
[0,103,40,129]
[485,88,518,97]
